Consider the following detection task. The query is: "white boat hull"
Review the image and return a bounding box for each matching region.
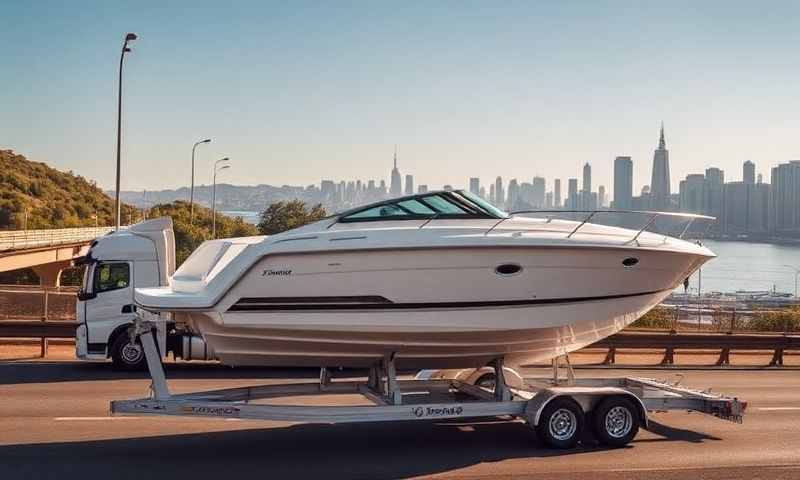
[170,243,704,368]
[180,289,671,368]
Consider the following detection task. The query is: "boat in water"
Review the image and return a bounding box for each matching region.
[135,190,714,369]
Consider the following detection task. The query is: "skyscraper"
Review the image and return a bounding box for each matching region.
[554,179,562,208]
[390,147,402,198]
[704,167,725,225]
[743,160,755,185]
[678,174,706,213]
[650,123,671,211]
[582,163,592,194]
[532,176,546,208]
[495,177,504,209]
[598,185,606,208]
[613,156,633,209]
[469,177,480,196]
[769,160,800,234]
[507,179,519,209]
[567,178,578,209]
[405,174,414,195]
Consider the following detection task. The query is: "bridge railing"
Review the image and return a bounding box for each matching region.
[0,227,114,252]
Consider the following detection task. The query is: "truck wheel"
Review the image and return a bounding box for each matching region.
[111,335,146,371]
[535,397,584,449]
[592,396,640,447]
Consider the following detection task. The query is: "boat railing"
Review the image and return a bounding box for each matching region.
[484,210,716,243]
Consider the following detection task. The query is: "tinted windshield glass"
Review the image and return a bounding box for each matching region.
[421,194,468,214]
[397,199,436,215]
[453,190,508,218]
[346,204,411,219]
[339,191,505,222]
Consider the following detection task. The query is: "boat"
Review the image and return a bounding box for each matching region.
[134,190,714,369]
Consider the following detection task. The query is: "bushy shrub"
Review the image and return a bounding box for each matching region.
[629,307,675,329]
[747,308,800,332]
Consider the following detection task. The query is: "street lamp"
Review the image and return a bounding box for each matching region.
[212,158,230,239]
[114,32,138,231]
[784,265,800,298]
[190,138,212,224]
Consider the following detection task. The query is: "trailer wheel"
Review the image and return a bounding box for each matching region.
[111,335,146,371]
[535,397,584,449]
[592,396,640,447]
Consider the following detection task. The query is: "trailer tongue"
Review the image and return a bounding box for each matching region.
[111,318,745,449]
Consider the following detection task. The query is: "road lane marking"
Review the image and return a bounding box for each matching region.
[756,407,800,411]
[54,417,140,421]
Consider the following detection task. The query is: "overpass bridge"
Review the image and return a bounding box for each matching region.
[0,227,114,286]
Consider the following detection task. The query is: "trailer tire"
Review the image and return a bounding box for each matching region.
[111,335,146,371]
[535,397,584,449]
[592,396,640,447]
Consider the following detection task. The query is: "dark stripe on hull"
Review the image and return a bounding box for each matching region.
[235,296,392,305]
[227,289,666,312]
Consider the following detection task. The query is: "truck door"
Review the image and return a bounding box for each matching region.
[85,261,135,345]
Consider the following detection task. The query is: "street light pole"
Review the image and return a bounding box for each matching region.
[212,158,230,239]
[785,265,800,298]
[114,33,138,231]
[190,138,212,224]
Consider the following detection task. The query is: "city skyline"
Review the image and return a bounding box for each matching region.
[295,123,799,238]
[3,2,800,194]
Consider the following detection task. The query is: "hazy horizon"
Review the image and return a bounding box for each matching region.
[3,1,799,197]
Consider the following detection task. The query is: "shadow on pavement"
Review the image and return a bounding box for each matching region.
[0,418,695,480]
[0,360,328,385]
[642,419,722,443]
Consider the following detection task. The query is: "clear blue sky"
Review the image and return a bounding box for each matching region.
[2,1,799,196]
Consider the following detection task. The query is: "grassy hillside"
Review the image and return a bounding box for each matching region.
[0,149,132,229]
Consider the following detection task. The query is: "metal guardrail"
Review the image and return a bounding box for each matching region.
[0,227,114,252]
[592,331,800,366]
[1,321,798,365]
[0,320,77,357]
[0,320,77,338]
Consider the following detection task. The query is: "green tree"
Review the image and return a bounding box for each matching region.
[257,200,327,235]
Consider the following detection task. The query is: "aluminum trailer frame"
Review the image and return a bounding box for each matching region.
[111,320,746,448]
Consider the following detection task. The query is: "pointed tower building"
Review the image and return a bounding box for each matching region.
[390,146,402,198]
[649,123,672,211]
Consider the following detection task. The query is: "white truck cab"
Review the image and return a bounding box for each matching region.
[75,218,177,369]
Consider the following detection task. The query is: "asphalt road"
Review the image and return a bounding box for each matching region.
[1,361,799,480]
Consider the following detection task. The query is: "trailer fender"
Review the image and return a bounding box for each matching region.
[524,387,648,429]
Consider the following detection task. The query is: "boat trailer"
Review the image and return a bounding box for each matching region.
[111,319,746,449]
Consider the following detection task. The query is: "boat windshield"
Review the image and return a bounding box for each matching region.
[338,190,508,223]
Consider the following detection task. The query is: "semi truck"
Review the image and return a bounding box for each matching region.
[75,218,214,369]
